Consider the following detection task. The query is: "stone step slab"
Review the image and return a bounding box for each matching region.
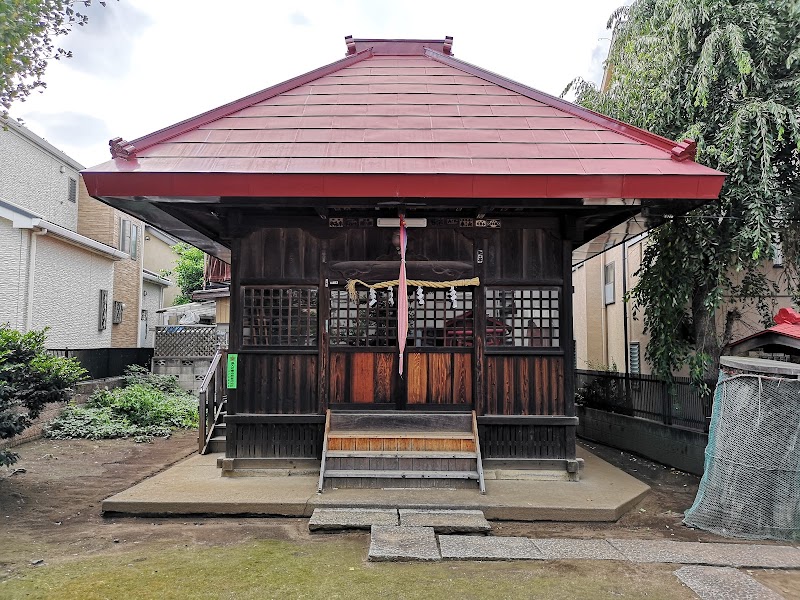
[399,509,491,534]
[609,539,800,569]
[532,538,626,561]
[368,526,440,562]
[675,566,786,600]
[308,508,398,531]
[439,535,544,561]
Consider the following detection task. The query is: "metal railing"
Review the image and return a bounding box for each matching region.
[198,347,227,454]
[575,369,712,432]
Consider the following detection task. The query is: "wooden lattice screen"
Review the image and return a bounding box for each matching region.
[154,325,217,357]
[328,288,474,347]
[485,288,560,347]
[242,286,318,348]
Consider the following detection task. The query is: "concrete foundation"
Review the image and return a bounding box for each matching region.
[101,446,650,522]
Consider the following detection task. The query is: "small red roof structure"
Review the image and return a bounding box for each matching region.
[730,308,800,357]
[83,36,724,263]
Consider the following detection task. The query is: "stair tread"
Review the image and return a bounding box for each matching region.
[328,431,474,439]
[326,450,476,459]
[324,469,479,479]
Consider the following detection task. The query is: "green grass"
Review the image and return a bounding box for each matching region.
[0,537,693,600]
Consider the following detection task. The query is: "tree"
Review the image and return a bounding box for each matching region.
[0,1,108,116]
[169,243,205,305]
[567,0,800,383]
[0,325,86,466]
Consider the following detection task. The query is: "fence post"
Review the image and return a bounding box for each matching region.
[661,380,672,425]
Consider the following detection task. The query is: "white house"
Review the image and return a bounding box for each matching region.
[0,119,127,348]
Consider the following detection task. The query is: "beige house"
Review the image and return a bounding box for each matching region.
[573,232,793,374]
[143,225,180,306]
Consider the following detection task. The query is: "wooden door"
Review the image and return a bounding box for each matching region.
[327,286,474,410]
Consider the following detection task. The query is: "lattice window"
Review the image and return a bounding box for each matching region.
[242,286,318,347]
[485,288,560,347]
[328,288,474,347]
[112,301,124,324]
[98,289,108,331]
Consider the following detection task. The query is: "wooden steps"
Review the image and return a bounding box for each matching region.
[318,411,486,493]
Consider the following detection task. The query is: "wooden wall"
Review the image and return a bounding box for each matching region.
[226,218,576,462]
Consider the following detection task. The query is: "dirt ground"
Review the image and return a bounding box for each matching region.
[0,432,797,598]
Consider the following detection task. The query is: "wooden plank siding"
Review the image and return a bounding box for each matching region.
[236,353,319,413]
[329,351,399,406]
[406,352,472,407]
[483,355,564,415]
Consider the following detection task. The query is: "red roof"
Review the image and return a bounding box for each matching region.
[731,309,800,352]
[84,38,725,200]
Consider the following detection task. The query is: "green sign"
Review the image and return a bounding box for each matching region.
[226,354,238,389]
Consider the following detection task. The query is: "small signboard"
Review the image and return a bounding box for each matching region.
[226,353,238,389]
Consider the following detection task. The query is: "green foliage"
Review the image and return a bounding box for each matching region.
[123,363,182,394]
[0,325,86,466]
[0,1,111,116]
[167,243,205,305]
[45,368,198,442]
[567,0,800,381]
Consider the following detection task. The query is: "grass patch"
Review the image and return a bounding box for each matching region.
[0,537,694,600]
[44,367,198,442]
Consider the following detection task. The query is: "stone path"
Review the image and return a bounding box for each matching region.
[675,566,786,600]
[309,508,490,533]
[315,507,798,598]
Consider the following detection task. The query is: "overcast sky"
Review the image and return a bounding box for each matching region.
[11,0,624,168]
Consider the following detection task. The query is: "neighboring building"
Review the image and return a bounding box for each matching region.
[0,119,126,348]
[141,269,172,347]
[76,179,147,347]
[573,233,794,374]
[143,225,181,306]
[0,118,172,349]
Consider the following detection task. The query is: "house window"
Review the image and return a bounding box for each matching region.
[119,219,139,259]
[629,342,641,375]
[112,301,124,324]
[242,286,318,347]
[67,177,77,203]
[604,262,615,305]
[485,287,560,347]
[773,240,784,267]
[98,290,108,331]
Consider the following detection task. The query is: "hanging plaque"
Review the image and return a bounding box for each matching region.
[226,353,238,389]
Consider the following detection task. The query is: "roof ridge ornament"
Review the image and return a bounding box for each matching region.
[345,35,356,56]
[443,36,453,55]
[109,137,137,160]
[670,139,697,162]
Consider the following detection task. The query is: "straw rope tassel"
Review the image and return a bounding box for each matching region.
[346,277,481,302]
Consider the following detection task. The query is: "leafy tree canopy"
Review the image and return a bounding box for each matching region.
[0,325,86,466]
[168,243,205,305]
[567,0,800,382]
[0,1,108,116]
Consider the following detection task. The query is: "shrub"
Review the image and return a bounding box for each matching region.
[0,326,86,466]
[45,368,198,442]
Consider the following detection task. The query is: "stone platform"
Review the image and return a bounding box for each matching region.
[101,446,649,522]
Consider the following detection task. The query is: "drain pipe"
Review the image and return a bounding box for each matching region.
[26,227,48,331]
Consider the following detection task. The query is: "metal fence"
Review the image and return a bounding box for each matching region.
[47,348,154,380]
[575,369,712,432]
